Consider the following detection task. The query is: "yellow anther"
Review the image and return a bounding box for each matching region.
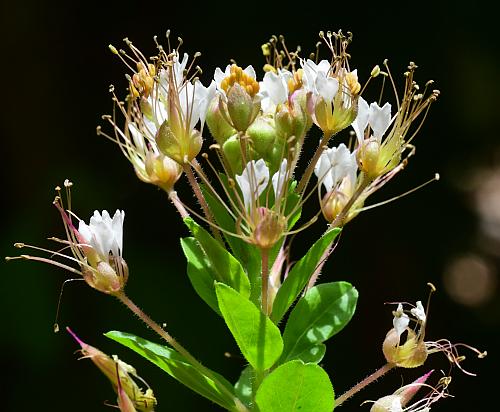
[261,44,271,56]
[263,64,277,73]
[221,64,260,97]
[345,71,361,95]
[288,68,304,94]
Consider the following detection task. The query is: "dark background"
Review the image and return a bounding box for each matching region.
[1,1,498,411]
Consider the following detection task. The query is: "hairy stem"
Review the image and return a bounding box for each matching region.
[296,132,333,194]
[115,292,248,412]
[183,163,223,242]
[335,363,395,407]
[307,177,371,290]
[168,190,189,218]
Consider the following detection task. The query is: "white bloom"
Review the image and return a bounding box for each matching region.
[352,96,392,144]
[260,69,292,113]
[314,144,357,192]
[235,159,270,210]
[393,303,410,340]
[78,210,125,258]
[179,80,217,131]
[301,59,338,102]
[411,301,427,322]
[214,64,257,96]
[272,159,288,200]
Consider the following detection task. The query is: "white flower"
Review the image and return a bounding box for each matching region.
[272,159,288,200]
[214,64,257,97]
[314,144,357,193]
[352,96,392,144]
[260,69,292,113]
[235,159,270,210]
[179,79,217,131]
[411,301,427,322]
[393,303,410,340]
[301,59,339,102]
[78,210,125,258]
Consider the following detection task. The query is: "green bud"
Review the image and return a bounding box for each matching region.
[357,138,381,178]
[222,135,243,174]
[205,97,236,145]
[156,120,202,164]
[247,116,276,158]
[275,97,308,140]
[227,83,260,132]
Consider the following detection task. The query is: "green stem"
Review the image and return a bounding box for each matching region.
[296,132,333,194]
[115,292,248,412]
[183,163,223,242]
[335,363,395,407]
[307,177,372,290]
[261,248,270,315]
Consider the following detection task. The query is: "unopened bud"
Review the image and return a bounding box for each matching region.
[205,97,236,145]
[247,117,276,159]
[275,98,308,142]
[144,152,182,192]
[226,83,261,132]
[357,138,381,178]
[156,120,202,164]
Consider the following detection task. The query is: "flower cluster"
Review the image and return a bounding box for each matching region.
[6,31,485,412]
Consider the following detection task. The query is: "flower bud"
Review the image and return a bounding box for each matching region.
[383,328,428,368]
[205,96,236,145]
[320,191,347,223]
[226,83,261,132]
[275,98,308,141]
[156,120,202,164]
[144,151,182,192]
[67,328,157,412]
[356,138,381,178]
[247,116,276,159]
[251,207,287,250]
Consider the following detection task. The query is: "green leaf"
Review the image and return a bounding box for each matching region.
[184,217,250,298]
[203,178,262,306]
[215,283,283,371]
[292,343,326,364]
[180,237,220,315]
[255,360,334,412]
[271,228,341,323]
[105,331,237,411]
[281,282,358,363]
[234,366,253,408]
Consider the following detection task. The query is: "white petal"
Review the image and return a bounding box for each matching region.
[262,71,288,105]
[243,65,256,79]
[351,96,369,144]
[272,159,288,199]
[128,123,146,153]
[411,301,426,322]
[236,159,270,210]
[314,149,335,192]
[111,210,125,255]
[393,303,410,339]
[214,66,230,90]
[315,72,339,102]
[389,397,404,412]
[368,102,392,140]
